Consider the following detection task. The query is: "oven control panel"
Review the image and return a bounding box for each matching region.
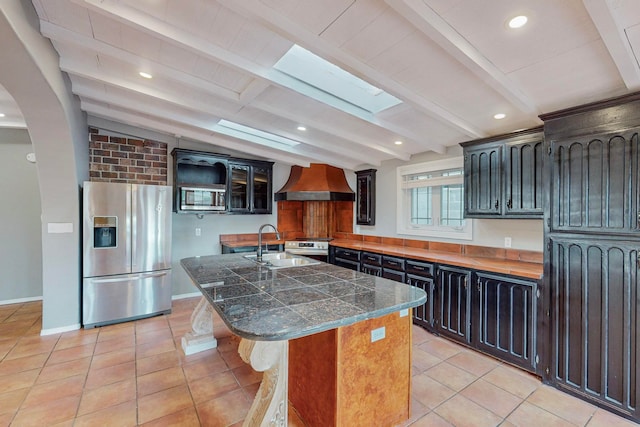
[284,241,329,250]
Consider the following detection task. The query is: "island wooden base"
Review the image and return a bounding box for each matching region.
[288,311,412,427]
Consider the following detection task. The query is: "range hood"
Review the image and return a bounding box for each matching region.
[275,164,355,201]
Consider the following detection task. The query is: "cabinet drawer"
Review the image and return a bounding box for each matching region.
[382,269,405,283]
[361,252,382,266]
[382,255,405,271]
[405,260,434,277]
[335,248,361,262]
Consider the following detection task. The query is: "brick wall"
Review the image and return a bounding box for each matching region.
[89,127,168,185]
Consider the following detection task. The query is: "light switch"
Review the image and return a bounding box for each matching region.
[195,228,201,236]
[399,309,409,317]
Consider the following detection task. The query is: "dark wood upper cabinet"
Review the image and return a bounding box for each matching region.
[228,159,273,214]
[355,169,376,225]
[172,148,272,215]
[461,127,544,219]
[550,129,640,234]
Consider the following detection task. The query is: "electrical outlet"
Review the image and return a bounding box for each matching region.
[371,327,386,343]
[504,237,512,248]
[195,228,201,237]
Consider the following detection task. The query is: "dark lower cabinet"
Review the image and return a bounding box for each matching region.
[382,255,406,283]
[549,236,639,420]
[330,246,361,271]
[436,265,472,345]
[407,273,435,331]
[474,272,538,372]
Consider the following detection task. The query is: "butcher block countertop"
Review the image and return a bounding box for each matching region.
[330,236,543,280]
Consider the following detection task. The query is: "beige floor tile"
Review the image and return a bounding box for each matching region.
[482,365,540,399]
[586,408,640,426]
[90,346,135,371]
[77,378,136,416]
[0,388,29,416]
[135,328,173,346]
[137,366,186,397]
[11,395,80,426]
[527,385,597,425]
[4,339,57,360]
[0,352,48,376]
[93,335,135,356]
[447,350,501,377]
[412,325,437,345]
[0,411,15,426]
[54,330,99,351]
[139,406,201,427]
[196,388,252,427]
[231,363,262,387]
[418,338,464,360]
[138,384,195,424]
[460,379,522,418]
[47,343,96,366]
[85,361,135,390]
[219,348,246,370]
[96,324,135,342]
[137,349,182,376]
[506,401,575,427]
[135,316,170,335]
[136,337,176,359]
[411,373,456,409]
[412,346,443,373]
[188,370,240,404]
[410,412,455,427]
[434,394,503,427]
[73,400,137,427]
[0,368,40,394]
[36,356,91,384]
[21,374,84,409]
[425,361,478,391]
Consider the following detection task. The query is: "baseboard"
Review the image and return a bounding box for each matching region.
[40,323,81,336]
[0,295,43,306]
[172,292,201,300]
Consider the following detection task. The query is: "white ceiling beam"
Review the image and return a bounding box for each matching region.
[219,0,484,142]
[42,21,391,162]
[73,79,383,167]
[583,0,640,90]
[385,0,540,115]
[40,20,241,102]
[80,99,315,167]
[71,0,423,157]
[250,100,411,161]
[81,100,364,170]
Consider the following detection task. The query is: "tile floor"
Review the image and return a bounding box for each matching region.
[0,298,637,427]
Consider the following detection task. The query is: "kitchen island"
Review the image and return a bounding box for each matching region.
[181,253,427,426]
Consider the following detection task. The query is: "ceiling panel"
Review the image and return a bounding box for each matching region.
[1,0,637,167]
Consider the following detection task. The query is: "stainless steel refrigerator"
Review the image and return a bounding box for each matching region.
[82,181,172,328]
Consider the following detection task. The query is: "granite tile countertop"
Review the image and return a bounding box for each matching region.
[181,254,427,341]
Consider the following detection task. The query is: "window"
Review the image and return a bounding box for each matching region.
[397,158,472,240]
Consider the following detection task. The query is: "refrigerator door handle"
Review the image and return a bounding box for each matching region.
[88,270,169,284]
[130,184,137,270]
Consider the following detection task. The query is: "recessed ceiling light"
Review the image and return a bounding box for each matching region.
[394,140,403,145]
[297,126,307,131]
[508,15,528,29]
[139,71,153,79]
[0,113,5,118]
[494,113,506,120]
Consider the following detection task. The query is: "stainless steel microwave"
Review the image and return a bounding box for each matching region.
[180,185,226,211]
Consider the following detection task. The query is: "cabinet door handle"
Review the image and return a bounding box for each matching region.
[495,199,499,210]
[507,199,512,209]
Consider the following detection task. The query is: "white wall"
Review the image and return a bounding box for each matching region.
[0,129,42,302]
[353,146,544,252]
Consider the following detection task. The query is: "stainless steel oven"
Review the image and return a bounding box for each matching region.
[284,239,330,262]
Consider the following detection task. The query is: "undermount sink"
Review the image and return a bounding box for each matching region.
[244,252,320,269]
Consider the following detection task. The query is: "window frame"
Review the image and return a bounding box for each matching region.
[396,157,473,240]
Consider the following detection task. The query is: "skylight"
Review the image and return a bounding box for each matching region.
[215,120,300,149]
[273,45,402,114]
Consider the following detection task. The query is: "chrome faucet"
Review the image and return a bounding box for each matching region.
[257,223,280,262]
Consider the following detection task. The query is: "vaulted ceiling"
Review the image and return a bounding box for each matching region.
[3,0,640,169]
